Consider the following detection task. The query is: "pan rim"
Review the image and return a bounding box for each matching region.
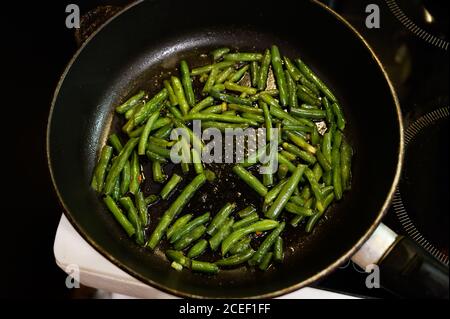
[46,0,404,299]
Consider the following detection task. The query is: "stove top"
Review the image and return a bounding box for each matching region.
[314,0,449,298]
[54,0,448,299]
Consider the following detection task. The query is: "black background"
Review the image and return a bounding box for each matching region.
[1,0,127,299]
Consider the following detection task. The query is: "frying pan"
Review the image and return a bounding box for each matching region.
[47,0,448,298]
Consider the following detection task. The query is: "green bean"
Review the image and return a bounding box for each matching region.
[242,112,264,123]
[285,202,314,216]
[111,178,120,201]
[322,132,333,164]
[145,194,158,205]
[232,212,259,230]
[299,84,318,99]
[128,118,172,138]
[281,142,315,165]
[145,150,167,163]
[104,138,139,195]
[120,160,131,195]
[273,236,284,262]
[265,165,306,219]
[283,125,313,133]
[232,165,268,196]
[148,136,175,148]
[221,219,279,255]
[191,60,235,75]
[166,214,193,240]
[277,153,296,172]
[160,174,182,200]
[296,85,321,106]
[210,218,235,251]
[276,164,287,179]
[304,167,323,202]
[227,64,250,83]
[332,102,346,131]
[191,260,219,274]
[215,66,235,84]
[190,148,203,175]
[216,248,255,267]
[119,197,144,245]
[180,60,196,107]
[108,134,123,153]
[124,106,138,120]
[210,89,253,106]
[132,88,168,126]
[171,76,190,115]
[249,89,279,102]
[289,195,306,207]
[332,130,343,200]
[138,109,160,155]
[259,252,273,271]
[201,121,249,132]
[183,113,257,126]
[202,67,219,94]
[174,225,206,250]
[171,261,183,271]
[291,107,326,120]
[152,125,173,140]
[268,104,306,127]
[316,148,332,172]
[250,61,259,87]
[320,185,335,198]
[170,212,210,244]
[103,195,135,237]
[135,190,148,226]
[341,139,353,191]
[164,80,178,107]
[283,56,302,81]
[286,69,298,109]
[300,185,312,200]
[265,165,305,219]
[296,57,337,102]
[166,250,191,268]
[262,163,274,187]
[250,222,285,265]
[285,131,316,154]
[179,138,191,175]
[189,96,215,114]
[311,126,321,146]
[300,76,320,96]
[228,103,263,115]
[128,152,140,195]
[92,145,113,192]
[116,90,145,114]
[167,104,184,120]
[187,239,208,258]
[152,161,166,183]
[256,49,271,90]
[211,47,230,61]
[271,45,288,107]
[237,205,257,219]
[200,103,227,114]
[264,178,288,205]
[206,202,236,236]
[322,96,334,124]
[313,163,323,181]
[224,52,263,62]
[148,143,172,158]
[290,197,313,227]
[306,192,335,233]
[229,237,252,255]
[282,117,315,128]
[240,144,268,167]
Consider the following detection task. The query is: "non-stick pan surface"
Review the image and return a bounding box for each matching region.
[47,0,403,298]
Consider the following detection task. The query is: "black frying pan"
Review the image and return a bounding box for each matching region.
[46,0,447,298]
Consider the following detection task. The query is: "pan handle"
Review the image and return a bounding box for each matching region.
[352,223,449,298]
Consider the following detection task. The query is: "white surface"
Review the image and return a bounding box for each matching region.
[351,223,398,269]
[54,215,358,299]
